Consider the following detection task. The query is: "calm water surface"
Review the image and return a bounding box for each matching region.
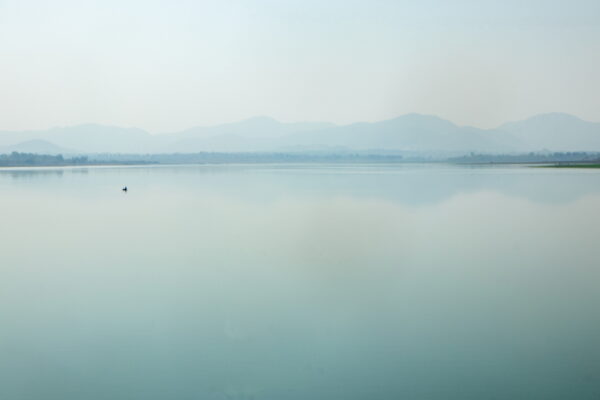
[1,164,599,399]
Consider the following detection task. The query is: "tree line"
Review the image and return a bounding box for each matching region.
[0,152,89,166]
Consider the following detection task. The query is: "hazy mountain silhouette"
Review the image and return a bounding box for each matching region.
[274,114,521,153]
[0,124,153,153]
[0,139,75,155]
[165,116,336,152]
[171,116,334,139]
[497,113,600,151]
[0,113,599,154]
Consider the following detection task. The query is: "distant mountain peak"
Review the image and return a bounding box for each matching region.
[0,139,76,155]
[498,112,600,151]
[381,113,458,130]
[1,112,599,154]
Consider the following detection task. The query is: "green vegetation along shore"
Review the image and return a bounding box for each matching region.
[0,152,154,167]
[3,151,600,168]
[539,163,600,168]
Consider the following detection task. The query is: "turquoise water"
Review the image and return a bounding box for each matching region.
[1,164,599,399]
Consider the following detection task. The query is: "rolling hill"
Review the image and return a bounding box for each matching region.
[0,113,599,155]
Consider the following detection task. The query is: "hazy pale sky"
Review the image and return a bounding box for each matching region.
[1,0,599,132]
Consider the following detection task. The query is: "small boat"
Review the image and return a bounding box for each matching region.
[122,186,128,192]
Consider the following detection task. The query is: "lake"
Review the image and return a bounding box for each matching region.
[1,164,599,399]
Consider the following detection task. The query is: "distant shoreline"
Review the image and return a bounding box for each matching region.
[3,162,600,170]
[536,163,600,168]
[0,163,157,169]
[2,151,600,168]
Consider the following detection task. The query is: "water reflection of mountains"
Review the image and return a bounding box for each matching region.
[1,169,65,179]
[0,168,90,180]
[1,164,599,205]
[201,165,600,205]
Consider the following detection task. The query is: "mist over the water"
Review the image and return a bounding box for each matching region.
[1,165,599,399]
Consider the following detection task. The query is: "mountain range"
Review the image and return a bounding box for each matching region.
[1,113,599,155]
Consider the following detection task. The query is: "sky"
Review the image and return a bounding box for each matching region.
[0,0,599,133]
